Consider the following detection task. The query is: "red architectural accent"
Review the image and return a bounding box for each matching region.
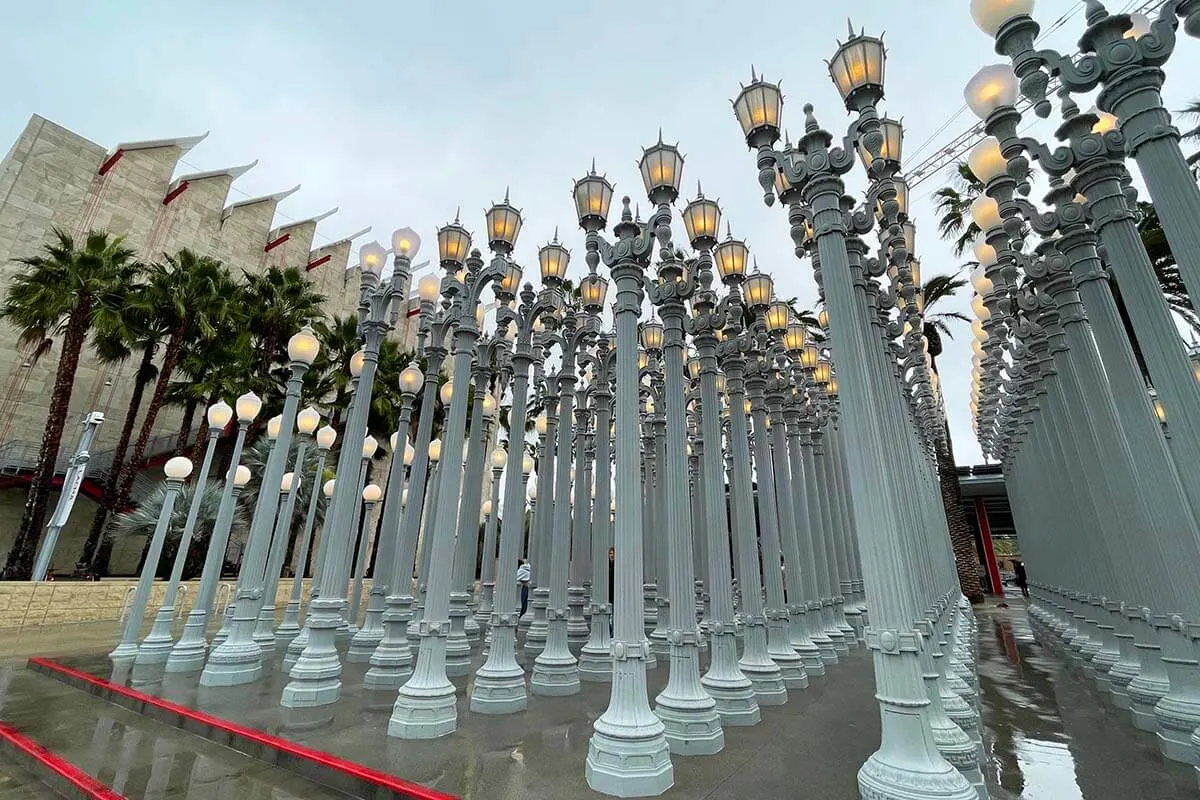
[264,233,290,252]
[975,497,1003,595]
[305,254,332,271]
[0,720,126,799]
[28,658,458,800]
[97,149,125,176]
[162,180,189,205]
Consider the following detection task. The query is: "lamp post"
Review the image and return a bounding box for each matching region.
[254,406,321,649]
[477,446,508,628]
[346,436,380,634]
[390,199,515,739]
[532,293,599,697]
[733,27,976,799]
[277,424,337,642]
[362,363,425,687]
[168,452,254,673]
[971,0,1200,307]
[524,370,559,655]
[567,359,595,651]
[580,335,616,682]
[283,475,337,673]
[577,155,674,793]
[137,401,233,664]
[202,326,319,687]
[110,457,193,662]
[282,230,417,707]
[679,195,763,726]
[471,281,558,714]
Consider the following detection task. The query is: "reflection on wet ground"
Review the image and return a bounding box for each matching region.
[977,597,1195,799]
[0,599,1195,799]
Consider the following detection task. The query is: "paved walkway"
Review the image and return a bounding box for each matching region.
[0,601,1194,799]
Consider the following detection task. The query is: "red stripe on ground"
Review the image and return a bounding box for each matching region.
[0,720,126,800]
[28,657,457,800]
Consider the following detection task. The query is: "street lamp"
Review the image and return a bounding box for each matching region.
[111,456,193,662]
[278,421,336,642]
[476,446,508,627]
[282,229,416,707]
[204,325,318,688]
[578,154,674,793]
[391,199,517,739]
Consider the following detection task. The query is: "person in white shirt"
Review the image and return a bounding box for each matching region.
[517,559,532,616]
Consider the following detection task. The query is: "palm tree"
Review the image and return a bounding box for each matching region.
[241,267,327,390]
[933,163,985,257]
[111,479,250,580]
[919,271,985,604]
[0,230,142,578]
[94,250,240,574]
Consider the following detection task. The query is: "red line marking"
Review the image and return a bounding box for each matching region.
[98,150,124,176]
[28,658,457,800]
[975,497,1003,596]
[0,720,126,800]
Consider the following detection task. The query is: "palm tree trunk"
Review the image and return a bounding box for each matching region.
[96,323,186,575]
[935,426,985,603]
[190,388,219,461]
[81,344,154,568]
[3,299,92,579]
[175,395,199,456]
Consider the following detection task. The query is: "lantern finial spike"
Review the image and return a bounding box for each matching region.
[503,186,510,204]
[553,226,559,243]
[454,206,461,223]
[590,157,597,175]
[750,64,757,82]
[847,18,855,37]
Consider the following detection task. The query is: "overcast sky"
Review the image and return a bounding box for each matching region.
[3,0,1196,465]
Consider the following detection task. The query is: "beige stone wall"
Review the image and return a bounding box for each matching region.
[0,577,373,631]
[0,115,365,568]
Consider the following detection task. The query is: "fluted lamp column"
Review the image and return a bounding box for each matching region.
[277,424,337,642]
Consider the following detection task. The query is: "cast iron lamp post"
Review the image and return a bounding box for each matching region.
[970,0,1200,304]
[202,325,320,687]
[476,445,507,629]
[471,281,563,713]
[532,289,602,696]
[346,435,380,634]
[350,367,421,663]
[167,392,261,672]
[732,26,976,800]
[137,400,233,664]
[678,194,763,725]
[280,229,418,706]
[110,456,193,662]
[580,334,616,682]
[390,199,517,739]
[576,153,674,793]
[277,423,337,643]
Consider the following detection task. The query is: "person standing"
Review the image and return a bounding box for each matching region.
[517,559,532,616]
[1013,559,1028,599]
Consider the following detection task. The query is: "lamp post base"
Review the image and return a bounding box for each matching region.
[470,617,527,714]
[702,630,760,726]
[524,589,550,655]
[857,746,976,800]
[252,605,278,651]
[200,603,265,688]
[567,586,589,649]
[390,655,458,740]
[137,606,178,665]
[109,642,138,664]
[279,602,343,708]
[1129,646,1169,732]
[167,610,209,673]
[275,602,303,643]
[282,621,310,672]
[654,647,725,756]
[211,605,234,648]
[531,628,581,696]
[586,713,674,798]
[445,605,472,677]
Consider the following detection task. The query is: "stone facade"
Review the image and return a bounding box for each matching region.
[0,114,372,574]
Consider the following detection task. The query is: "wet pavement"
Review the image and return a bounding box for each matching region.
[0,754,59,799]
[977,598,1195,799]
[0,599,1195,799]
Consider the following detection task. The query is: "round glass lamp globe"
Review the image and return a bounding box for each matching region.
[392,226,422,258]
[287,326,320,365]
[964,64,1019,119]
[967,136,1008,183]
[362,483,383,503]
[316,425,337,450]
[970,0,1035,36]
[399,364,424,394]
[404,443,415,466]
[235,391,263,423]
[527,483,537,500]
[491,448,507,469]
[297,406,321,435]
[482,500,493,516]
[350,350,366,378]
[164,456,193,480]
[234,464,252,487]
[440,381,453,405]
[281,472,295,492]
[362,435,379,460]
[267,415,283,440]
[522,454,535,473]
[429,438,442,463]
[418,274,441,302]
[323,479,336,498]
[970,196,1003,232]
[207,400,233,429]
[482,394,497,417]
